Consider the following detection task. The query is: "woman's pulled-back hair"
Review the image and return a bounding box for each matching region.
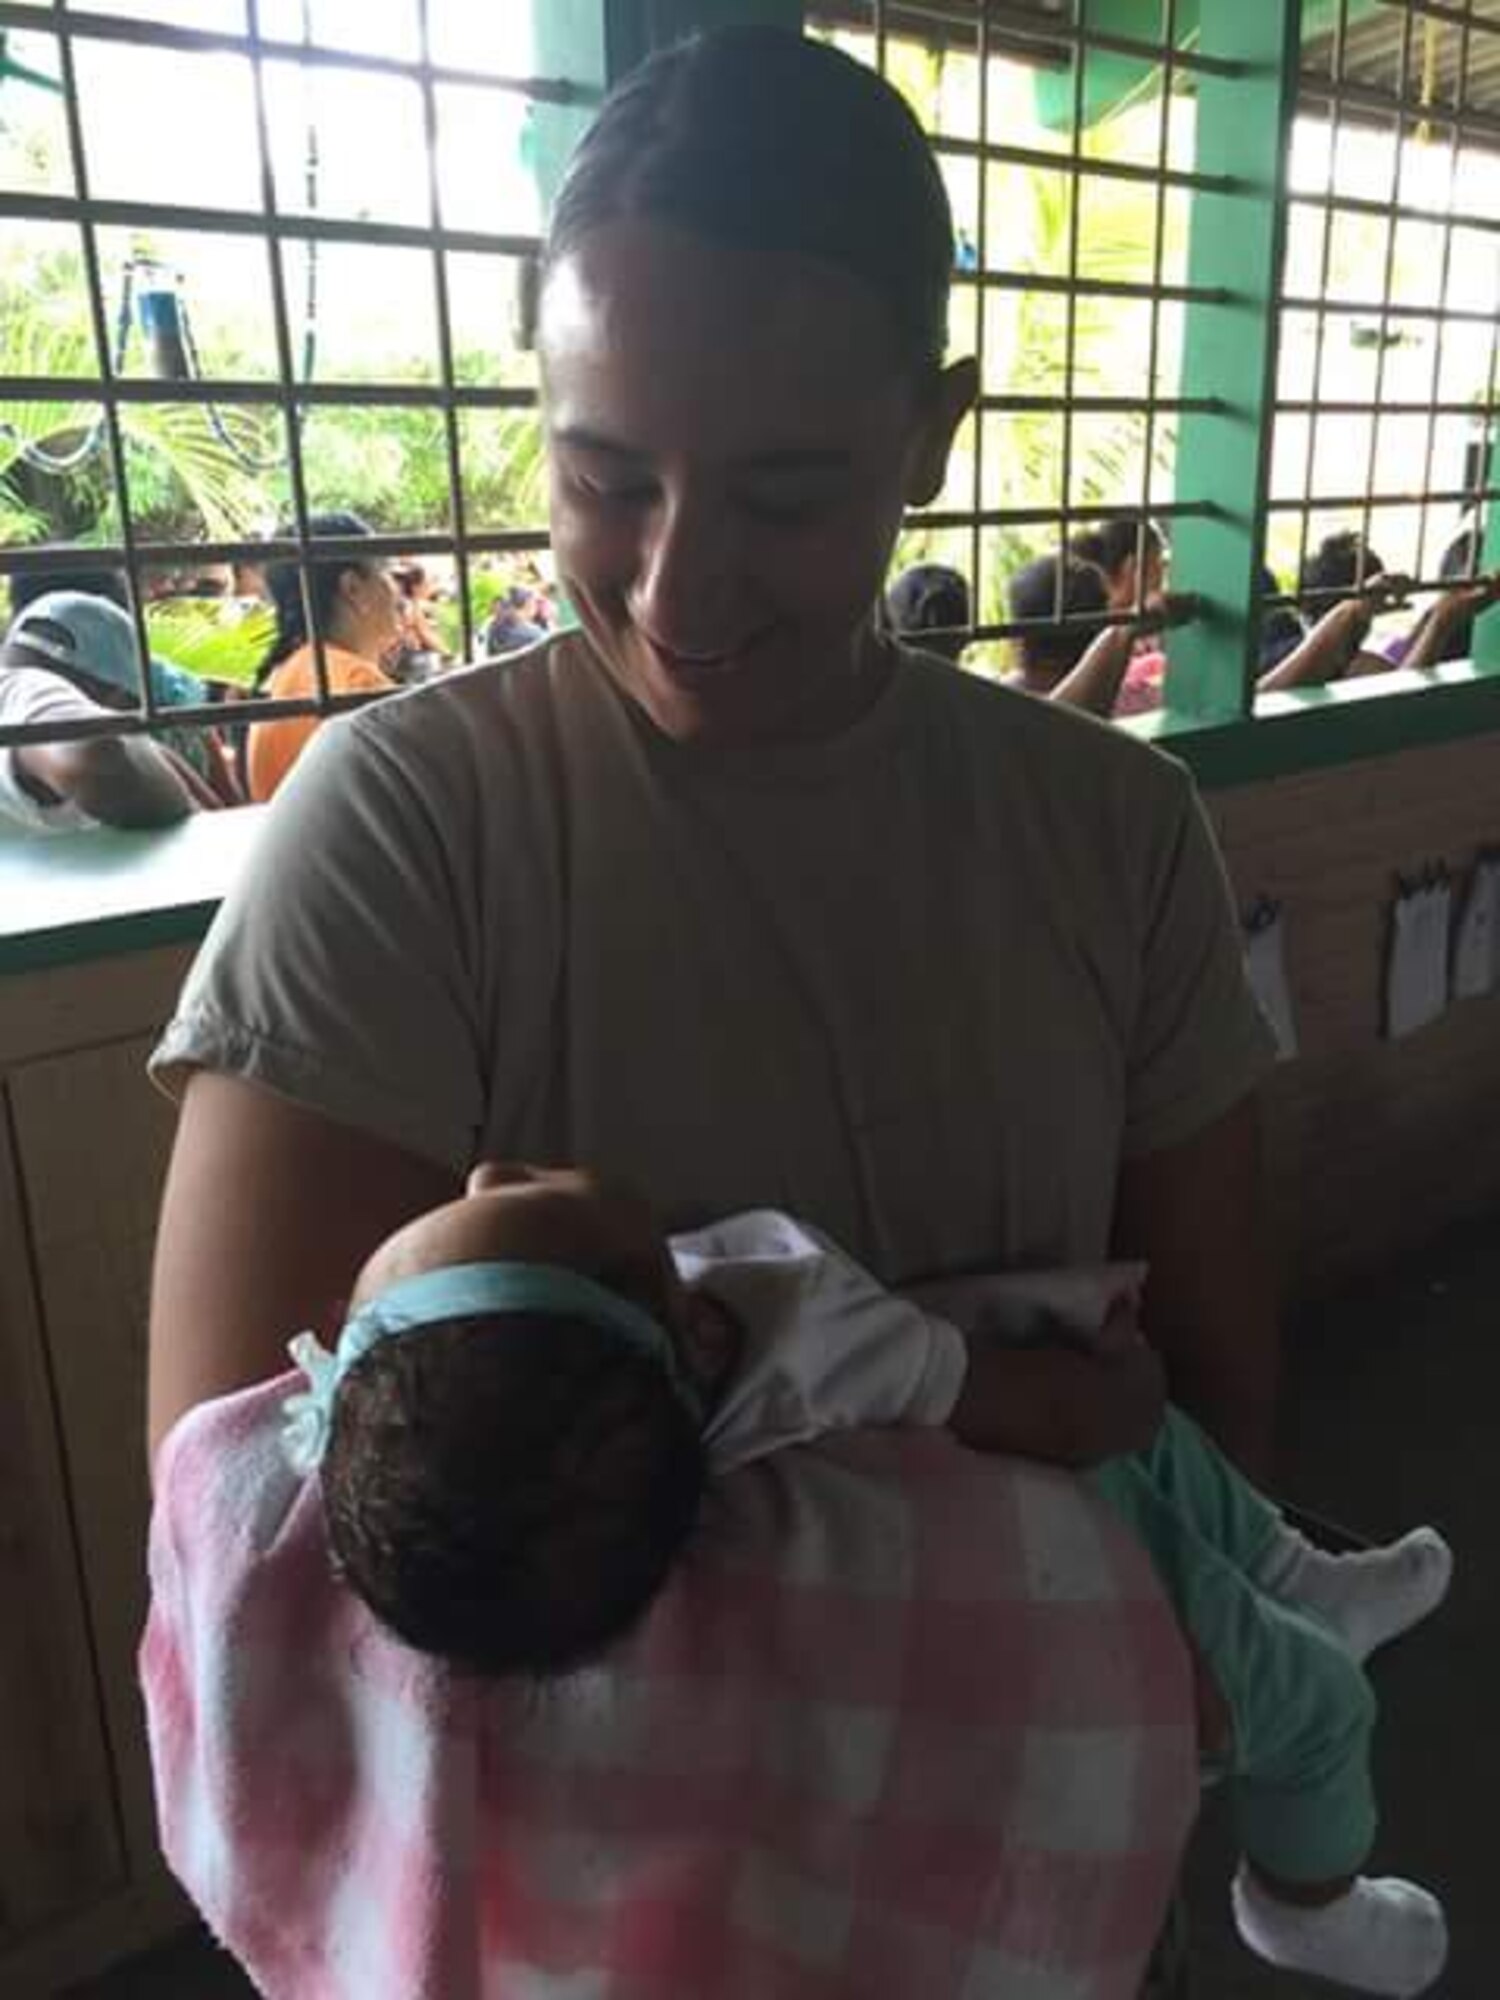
[544,27,955,377]
[258,508,375,684]
[321,1310,708,1679]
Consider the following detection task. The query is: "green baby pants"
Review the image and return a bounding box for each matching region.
[1090,1408,1378,1884]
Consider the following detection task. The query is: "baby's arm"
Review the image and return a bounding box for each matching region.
[694,1217,969,1472]
[899,1263,1166,1468]
[692,1215,1163,1474]
[949,1305,1167,1468]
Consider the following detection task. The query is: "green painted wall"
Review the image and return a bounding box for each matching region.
[1164,1,1302,723]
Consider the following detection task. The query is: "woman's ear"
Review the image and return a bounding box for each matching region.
[904,356,979,508]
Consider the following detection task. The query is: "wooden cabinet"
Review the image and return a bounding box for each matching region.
[0,949,194,1997]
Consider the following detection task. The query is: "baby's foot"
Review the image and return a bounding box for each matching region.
[1256,1526,1453,1663]
[1232,1867,1448,1996]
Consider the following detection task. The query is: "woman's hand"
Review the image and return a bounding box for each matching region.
[949,1323,1166,1469]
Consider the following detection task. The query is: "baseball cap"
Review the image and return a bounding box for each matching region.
[2,589,206,707]
[3,589,143,698]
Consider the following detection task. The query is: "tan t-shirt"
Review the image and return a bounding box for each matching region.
[152,635,1273,1284]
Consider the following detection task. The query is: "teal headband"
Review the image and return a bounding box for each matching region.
[281,1260,703,1475]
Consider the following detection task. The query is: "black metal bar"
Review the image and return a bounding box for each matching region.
[2,189,542,260]
[417,0,473,664]
[932,129,1233,198]
[1054,0,1088,616]
[810,0,1242,77]
[0,377,540,411]
[0,2,590,103]
[915,497,1217,528]
[1268,485,1500,510]
[51,5,157,723]
[1140,0,1175,616]
[971,0,990,627]
[956,268,1228,305]
[0,528,552,577]
[1411,0,1471,584]
[245,0,327,709]
[1355,1,1416,587]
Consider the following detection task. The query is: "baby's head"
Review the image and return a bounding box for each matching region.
[309,1165,739,1679]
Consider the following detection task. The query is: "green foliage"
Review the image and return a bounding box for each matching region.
[145,597,275,688]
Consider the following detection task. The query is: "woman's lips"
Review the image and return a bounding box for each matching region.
[644,628,775,685]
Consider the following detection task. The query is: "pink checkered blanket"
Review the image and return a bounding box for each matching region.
[142,1372,1197,1999]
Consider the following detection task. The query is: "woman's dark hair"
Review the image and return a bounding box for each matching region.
[1300,529,1384,596]
[1008,553,1109,675]
[1069,517,1164,582]
[258,509,375,684]
[543,27,954,376]
[321,1310,708,1680]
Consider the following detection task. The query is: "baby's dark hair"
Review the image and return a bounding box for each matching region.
[321,1308,707,1678]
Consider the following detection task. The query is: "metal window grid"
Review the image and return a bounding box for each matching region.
[0,0,588,749]
[809,0,1230,658]
[1270,0,1500,623]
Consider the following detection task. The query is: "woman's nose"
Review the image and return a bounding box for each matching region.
[465,1160,542,1195]
[631,491,742,650]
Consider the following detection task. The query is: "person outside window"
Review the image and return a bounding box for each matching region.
[246,512,403,804]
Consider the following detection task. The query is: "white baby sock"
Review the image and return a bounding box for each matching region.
[1255,1526,1453,1664]
[1231,1866,1447,1996]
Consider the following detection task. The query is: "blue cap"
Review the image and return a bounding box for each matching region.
[3,589,205,706]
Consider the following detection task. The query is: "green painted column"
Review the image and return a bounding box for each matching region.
[606,0,802,76]
[1164,1,1302,723]
[528,0,803,212]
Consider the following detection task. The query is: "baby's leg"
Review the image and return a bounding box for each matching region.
[1091,1458,1447,1996]
[1127,1407,1452,1663]
[1255,1524,1452,1665]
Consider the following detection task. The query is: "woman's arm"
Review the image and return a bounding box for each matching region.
[148,1070,459,1470]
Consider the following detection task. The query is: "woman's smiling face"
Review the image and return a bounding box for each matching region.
[540,218,973,750]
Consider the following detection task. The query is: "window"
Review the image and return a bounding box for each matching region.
[810,0,1220,686]
[1270,0,1500,658]
[812,2,1500,777]
[0,0,582,753]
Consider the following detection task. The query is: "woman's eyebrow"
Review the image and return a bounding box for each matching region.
[551,425,649,461]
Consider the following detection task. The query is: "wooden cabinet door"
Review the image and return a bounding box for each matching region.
[8,1035,179,1890]
[0,1099,124,1946]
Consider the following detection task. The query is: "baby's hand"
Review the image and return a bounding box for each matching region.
[951,1332,1166,1469]
[1091,1297,1146,1359]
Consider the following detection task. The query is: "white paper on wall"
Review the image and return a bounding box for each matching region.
[1385,868,1452,1039]
[1452,852,1500,1002]
[1243,897,1298,1061]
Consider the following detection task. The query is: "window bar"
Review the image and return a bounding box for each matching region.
[1054,0,1090,625]
[1466,242,1500,584]
[0,4,583,105]
[416,0,475,667]
[1295,0,1351,610]
[1411,4,1472,590]
[971,0,990,645]
[51,11,157,725]
[1139,0,1176,620]
[246,0,330,714]
[1355,0,1418,595]
[875,0,888,84]
[859,0,1241,79]
[4,184,543,260]
[932,128,1233,197]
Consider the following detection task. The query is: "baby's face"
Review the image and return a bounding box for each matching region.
[353,1165,742,1402]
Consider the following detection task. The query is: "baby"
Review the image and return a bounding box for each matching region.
[285,1164,1453,1998]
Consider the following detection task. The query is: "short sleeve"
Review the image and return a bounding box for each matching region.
[150,710,486,1172]
[1123,772,1276,1158]
[0,671,103,832]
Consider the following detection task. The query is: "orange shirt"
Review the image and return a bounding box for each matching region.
[247,644,394,804]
